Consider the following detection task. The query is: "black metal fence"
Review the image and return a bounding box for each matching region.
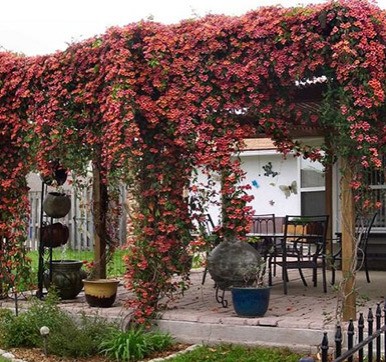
[320,302,386,362]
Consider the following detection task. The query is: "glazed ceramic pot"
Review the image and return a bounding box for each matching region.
[83,279,120,308]
[231,286,271,317]
[40,223,69,248]
[43,260,86,299]
[43,192,71,218]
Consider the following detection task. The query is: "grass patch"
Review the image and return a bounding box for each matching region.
[27,247,126,280]
[167,344,303,362]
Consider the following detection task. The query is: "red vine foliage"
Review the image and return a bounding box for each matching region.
[1,0,386,320]
[0,54,38,293]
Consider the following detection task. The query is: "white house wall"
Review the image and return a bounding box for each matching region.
[192,153,301,227]
[241,153,300,218]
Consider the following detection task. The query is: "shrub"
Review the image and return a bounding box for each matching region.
[99,327,174,361]
[0,292,68,348]
[0,292,119,358]
[47,314,117,357]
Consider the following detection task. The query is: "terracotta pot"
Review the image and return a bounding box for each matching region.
[40,223,69,248]
[83,279,119,308]
[43,260,86,299]
[43,192,71,218]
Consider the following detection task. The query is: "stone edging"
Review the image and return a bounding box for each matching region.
[0,344,201,362]
[143,344,201,362]
[0,348,27,362]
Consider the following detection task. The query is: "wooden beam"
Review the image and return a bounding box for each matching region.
[325,163,333,253]
[340,158,356,321]
[293,82,327,103]
[92,162,107,279]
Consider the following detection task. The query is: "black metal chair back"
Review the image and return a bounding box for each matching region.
[251,214,276,235]
[279,214,329,294]
[250,214,278,257]
[197,213,215,237]
[250,214,283,284]
[197,213,217,285]
[331,211,377,284]
[356,212,377,256]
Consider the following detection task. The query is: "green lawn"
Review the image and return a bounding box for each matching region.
[27,247,127,279]
[168,344,303,362]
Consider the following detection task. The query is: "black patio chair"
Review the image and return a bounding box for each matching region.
[249,213,276,253]
[250,213,276,234]
[249,214,278,284]
[197,213,217,285]
[271,214,329,294]
[330,211,377,284]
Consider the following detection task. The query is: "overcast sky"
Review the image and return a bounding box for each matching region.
[1,0,386,56]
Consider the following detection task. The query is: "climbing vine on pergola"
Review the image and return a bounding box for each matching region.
[1,0,386,322]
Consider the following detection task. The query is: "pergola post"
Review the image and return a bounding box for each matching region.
[340,158,356,321]
[92,161,107,279]
[325,163,333,250]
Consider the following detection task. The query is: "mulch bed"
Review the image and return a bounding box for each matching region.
[9,343,192,362]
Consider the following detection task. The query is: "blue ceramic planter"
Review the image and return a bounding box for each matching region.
[231,287,270,317]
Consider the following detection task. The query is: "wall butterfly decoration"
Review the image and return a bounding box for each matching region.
[279,180,298,198]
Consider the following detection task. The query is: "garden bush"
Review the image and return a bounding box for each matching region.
[45,313,117,357]
[0,292,68,348]
[0,292,119,358]
[99,327,174,361]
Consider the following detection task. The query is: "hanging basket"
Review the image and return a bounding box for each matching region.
[40,168,68,186]
[40,223,69,248]
[39,160,68,186]
[43,192,71,218]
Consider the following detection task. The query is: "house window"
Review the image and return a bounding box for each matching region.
[366,160,386,230]
[300,158,325,216]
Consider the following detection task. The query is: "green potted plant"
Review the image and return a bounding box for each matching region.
[230,243,271,317]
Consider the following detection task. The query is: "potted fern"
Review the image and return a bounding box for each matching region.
[230,244,271,317]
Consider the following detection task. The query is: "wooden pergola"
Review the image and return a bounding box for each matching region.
[239,81,357,320]
[1,0,384,323]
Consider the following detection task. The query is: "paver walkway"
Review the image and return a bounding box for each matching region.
[156,269,385,352]
[1,268,384,353]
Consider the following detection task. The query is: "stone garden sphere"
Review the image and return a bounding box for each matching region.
[207,237,262,290]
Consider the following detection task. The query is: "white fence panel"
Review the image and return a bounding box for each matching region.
[27,187,127,251]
